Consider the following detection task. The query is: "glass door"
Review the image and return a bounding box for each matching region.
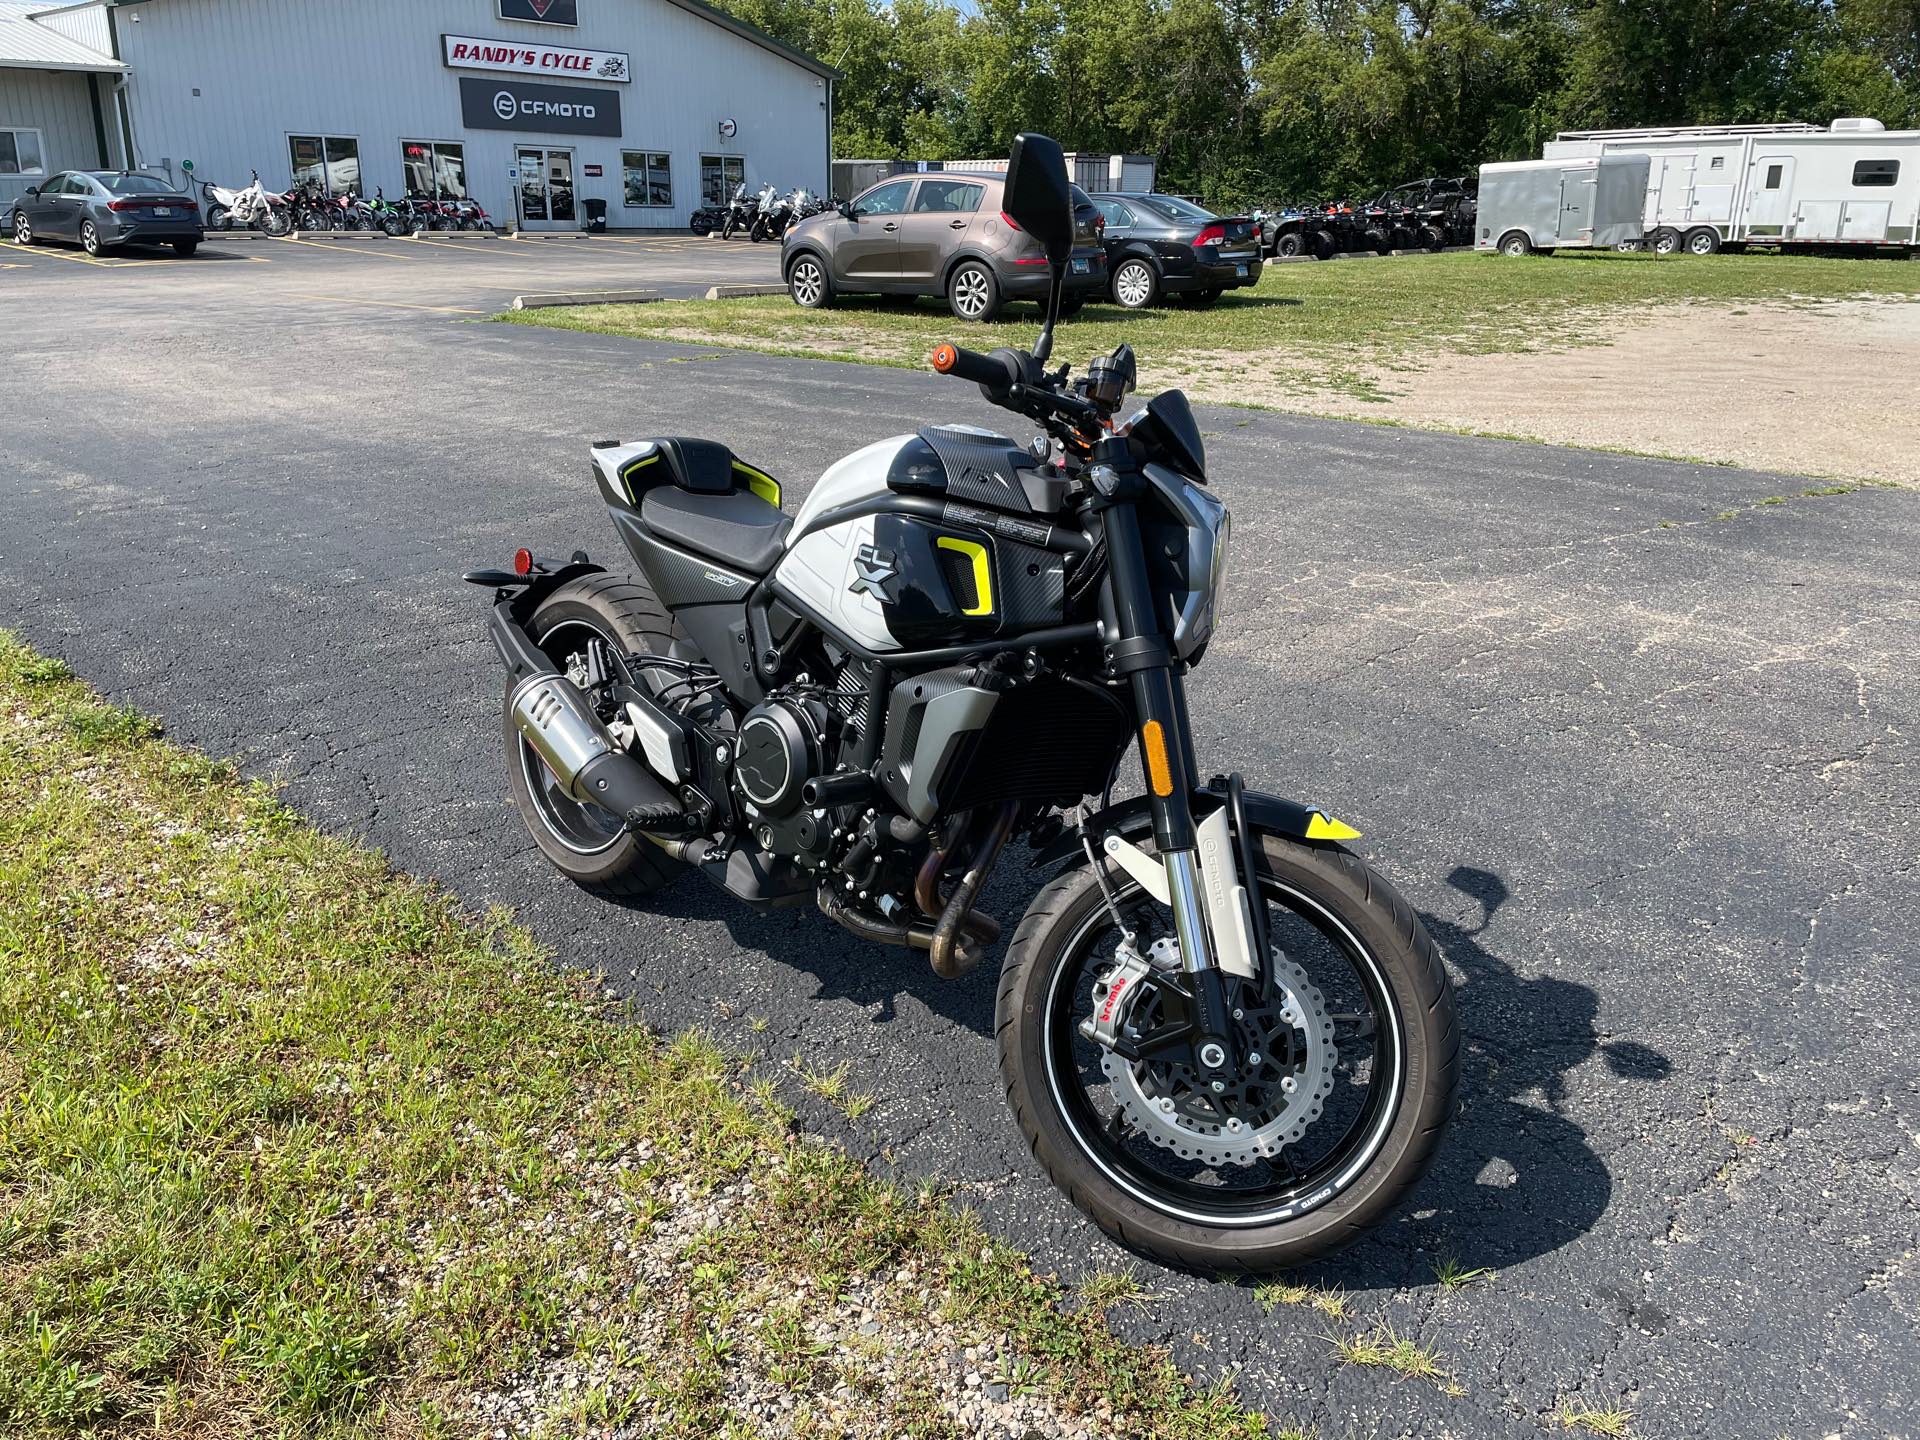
[517,147,548,225]
[546,151,575,225]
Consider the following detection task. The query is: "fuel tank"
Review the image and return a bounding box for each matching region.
[774,426,1080,655]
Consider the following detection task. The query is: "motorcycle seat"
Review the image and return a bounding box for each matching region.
[640,486,791,575]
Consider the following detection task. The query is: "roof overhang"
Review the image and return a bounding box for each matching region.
[103,0,836,80]
[0,55,126,71]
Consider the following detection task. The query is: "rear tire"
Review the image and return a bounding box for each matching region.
[997,830,1457,1272]
[80,219,103,256]
[1651,226,1682,256]
[1498,230,1532,257]
[172,240,198,257]
[504,574,688,899]
[206,205,231,232]
[1275,233,1302,258]
[1307,229,1337,261]
[1685,227,1721,256]
[948,259,1002,322]
[1111,257,1158,309]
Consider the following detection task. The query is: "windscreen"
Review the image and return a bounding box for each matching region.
[1142,195,1214,222]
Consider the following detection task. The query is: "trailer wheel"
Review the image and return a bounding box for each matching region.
[1308,229,1337,261]
[1498,231,1533,257]
[1684,227,1721,256]
[1651,227,1682,256]
[1275,233,1302,258]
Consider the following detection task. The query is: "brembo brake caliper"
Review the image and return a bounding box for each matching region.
[1080,941,1155,1051]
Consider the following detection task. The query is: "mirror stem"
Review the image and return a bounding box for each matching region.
[1034,261,1065,365]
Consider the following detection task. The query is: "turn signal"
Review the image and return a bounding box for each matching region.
[1141,721,1174,797]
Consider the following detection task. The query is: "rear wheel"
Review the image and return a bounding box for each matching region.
[505,574,687,898]
[80,219,103,256]
[1685,227,1721,256]
[1498,230,1532,257]
[172,240,198,257]
[206,205,231,232]
[1275,233,1302,258]
[948,259,1002,322]
[1420,224,1446,253]
[1651,226,1682,256]
[1307,229,1337,261]
[1056,293,1086,318]
[1112,257,1158,309]
[1185,287,1223,306]
[998,830,1457,1271]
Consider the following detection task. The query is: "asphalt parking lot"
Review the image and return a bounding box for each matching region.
[4,238,1916,1439]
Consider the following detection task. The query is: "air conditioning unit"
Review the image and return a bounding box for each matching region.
[1830,117,1887,133]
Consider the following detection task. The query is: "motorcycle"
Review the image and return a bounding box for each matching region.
[369,187,412,237]
[287,179,333,232]
[465,134,1456,1271]
[749,186,802,243]
[718,182,759,240]
[689,200,726,236]
[450,196,493,232]
[200,172,291,236]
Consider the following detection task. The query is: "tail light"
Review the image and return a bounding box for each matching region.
[1193,223,1226,246]
[513,547,535,577]
[1000,210,1021,232]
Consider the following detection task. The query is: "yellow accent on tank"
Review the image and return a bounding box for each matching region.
[734,463,781,508]
[1304,811,1362,841]
[934,535,993,616]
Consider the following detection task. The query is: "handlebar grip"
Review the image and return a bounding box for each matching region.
[930,342,1012,390]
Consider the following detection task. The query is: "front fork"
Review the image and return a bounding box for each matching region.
[1092,458,1246,1078]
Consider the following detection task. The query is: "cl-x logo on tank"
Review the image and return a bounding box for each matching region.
[499,0,578,24]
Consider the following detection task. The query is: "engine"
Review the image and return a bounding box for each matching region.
[731,691,830,856]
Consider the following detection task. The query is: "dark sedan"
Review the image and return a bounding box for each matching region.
[9,171,203,257]
[1088,193,1262,308]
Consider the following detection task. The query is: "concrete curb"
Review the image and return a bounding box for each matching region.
[511,230,591,241]
[511,289,660,309]
[407,229,499,240]
[704,283,787,299]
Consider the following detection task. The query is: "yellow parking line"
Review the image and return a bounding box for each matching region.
[274,235,422,259]
[403,235,505,256]
[288,291,485,315]
[5,244,120,267]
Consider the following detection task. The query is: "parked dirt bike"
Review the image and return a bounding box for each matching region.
[466,134,1456,1271]
[450,196,492,231]
[200,172,290,236]
[369,187,412,236]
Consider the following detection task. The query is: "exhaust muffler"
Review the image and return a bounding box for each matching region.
[508,670,682,831]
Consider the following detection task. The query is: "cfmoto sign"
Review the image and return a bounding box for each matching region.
[459,76,621,137]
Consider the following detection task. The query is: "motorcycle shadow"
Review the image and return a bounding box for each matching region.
[1290,863,1671,1290]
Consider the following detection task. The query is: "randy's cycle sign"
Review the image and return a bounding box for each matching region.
[443,34,629,82]
[460,76,622,136]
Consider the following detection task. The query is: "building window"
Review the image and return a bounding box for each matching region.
[623,151,671,207]
[289,135,361,196]
[1764,164,1783,190]
[1852,159,1899,188]
[403,141,466,199]
[0,127,46,176]
[1709,156,1724,170]
[701,154,745,207]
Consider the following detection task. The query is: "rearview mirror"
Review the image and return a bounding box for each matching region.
[1003,133,1074,266]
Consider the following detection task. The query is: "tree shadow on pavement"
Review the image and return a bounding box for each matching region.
[1297,863,1671,1291]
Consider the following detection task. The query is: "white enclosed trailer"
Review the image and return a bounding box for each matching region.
[1475,154,1651,254]
[1542,118,1920,255]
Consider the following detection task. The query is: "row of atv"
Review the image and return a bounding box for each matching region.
[1256,177,1477,260]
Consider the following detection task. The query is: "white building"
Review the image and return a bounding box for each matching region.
[0,0,833,229]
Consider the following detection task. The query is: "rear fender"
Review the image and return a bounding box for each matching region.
[1031,786,1361,869]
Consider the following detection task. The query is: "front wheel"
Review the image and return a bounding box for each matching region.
[263,206,293,238]
[788,253,832,309]
[997,829,1457,1271]
[11,212,34,246]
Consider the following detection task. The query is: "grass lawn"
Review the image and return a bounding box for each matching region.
[0,628,1282,1438]
[500,249,1920,402]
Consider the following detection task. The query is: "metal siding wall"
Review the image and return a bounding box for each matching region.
[31,4,114,56]
[0,67,104,208]
[115,0,828,226]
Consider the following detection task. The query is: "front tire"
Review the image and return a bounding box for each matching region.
[12,212,34,246]
[788,253,832,309]
[504,574,687,899]
[997,830,1457,1271]
[1275,233,1302,258]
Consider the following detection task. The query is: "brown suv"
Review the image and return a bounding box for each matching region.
[781,171,1109,322]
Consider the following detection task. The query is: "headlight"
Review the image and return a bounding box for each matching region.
[1142,463,1228,660]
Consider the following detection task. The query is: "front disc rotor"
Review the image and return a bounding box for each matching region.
[1098,944,1337,1168]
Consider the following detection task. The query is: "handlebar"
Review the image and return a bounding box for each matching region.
[929,342,1013,390]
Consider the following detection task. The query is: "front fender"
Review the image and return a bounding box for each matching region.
[1031,787,1361,869]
